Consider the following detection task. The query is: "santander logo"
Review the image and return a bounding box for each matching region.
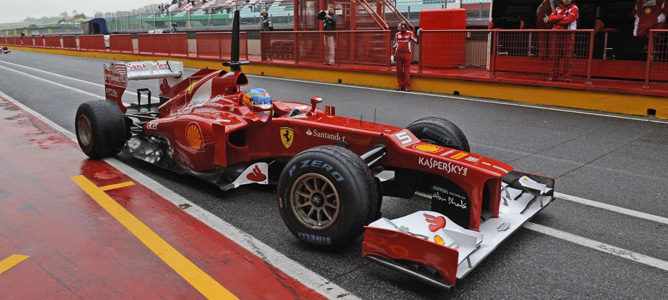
[305,128,346,142]
[246,165,267,182]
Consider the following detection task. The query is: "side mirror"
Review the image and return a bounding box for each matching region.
[310,96,322,114]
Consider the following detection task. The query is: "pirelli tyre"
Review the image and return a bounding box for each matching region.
[407,117,470,151]
[75,100,128,159]
[277,145,377,250]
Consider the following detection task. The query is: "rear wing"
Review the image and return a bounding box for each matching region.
[104,61,183,112]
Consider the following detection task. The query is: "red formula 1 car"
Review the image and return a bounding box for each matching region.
[74,11,554,289]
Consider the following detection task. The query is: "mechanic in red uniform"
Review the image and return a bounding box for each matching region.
[547,0,579,82]
[632,0,667,49]
[537,0,558,58]
[392,23,419,91]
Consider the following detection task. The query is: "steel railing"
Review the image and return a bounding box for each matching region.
[2,29,666,92]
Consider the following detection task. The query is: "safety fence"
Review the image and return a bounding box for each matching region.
[419,29,595,83]
[418,29,668,89]
[196,32,249,60]
[44,36,61,48]
[2,33,248,60]
[260,30,391,67]
[645,30,668,88]
[62,36,77,50]
[109,34,134,54]
[2,30,667,91]
[79,35,106,52]
[138,33,188,57]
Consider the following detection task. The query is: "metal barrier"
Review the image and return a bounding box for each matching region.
[419,29,595,83]
[62,36,78,50]
[196,32,249,60]
[109,35,134,54]
[420,30,492,77]
[24,37,36,47]
[645,29,668,89]
[35,37,45,48]
[3,29,666,94]
[260,30,391,67]
[79,35,106,52]
[44,36,61,48]
[138,33,189,57]
[495,29,594,82]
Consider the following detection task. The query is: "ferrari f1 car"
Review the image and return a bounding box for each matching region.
[74,11,554,289]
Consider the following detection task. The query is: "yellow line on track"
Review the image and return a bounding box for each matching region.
[0,254,29,275]
[71,175,237,300]
[100,181,135,191]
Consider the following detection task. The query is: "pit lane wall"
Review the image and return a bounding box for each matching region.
[5,45,668,120]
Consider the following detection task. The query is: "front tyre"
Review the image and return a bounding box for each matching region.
[75,100,128,159]
[407,117,470,151]
[277,146,377,250]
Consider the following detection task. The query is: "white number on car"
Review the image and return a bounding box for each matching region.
[395,131,413,145]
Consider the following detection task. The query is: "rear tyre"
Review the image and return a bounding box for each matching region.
[277,146,377,250]
[75,100,128,159]
[407,117,470,151]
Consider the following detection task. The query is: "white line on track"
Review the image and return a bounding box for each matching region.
[0,64,101,99]
[4,57,668,273]
[2,55,667,125]
[4,58,668,185]
[2,59,667,226]
[0,59,159,101]
[245,75,668,125]
[555,192,668,225]
[0,90,359,300]
[524,222,668,272]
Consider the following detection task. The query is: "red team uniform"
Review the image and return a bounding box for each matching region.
[536,0,558,58]
[632,0,667,38]
[548,1,579,81]
[392,30,418,91]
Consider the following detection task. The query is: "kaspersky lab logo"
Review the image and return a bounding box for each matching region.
[306,129,346,142]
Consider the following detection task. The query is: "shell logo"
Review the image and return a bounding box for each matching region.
[434,235,445,245]
[187,80,198,95]
[185,123,203,150]
[413,144,440,153]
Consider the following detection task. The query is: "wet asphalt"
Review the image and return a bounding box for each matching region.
[0,50,666,299]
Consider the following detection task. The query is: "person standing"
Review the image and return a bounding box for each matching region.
[260,9,273,61]
[536,0,558,58]
[318,7,337,65]
[392,23,419,91]
[547,0,579,82]
[632,0,667,49]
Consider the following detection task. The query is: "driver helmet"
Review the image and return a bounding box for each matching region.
[243,88,272,107]
[243,88,272,115]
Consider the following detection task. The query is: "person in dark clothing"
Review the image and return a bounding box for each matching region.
[260,9,273,61]
[318,7,337,65]
[536,0,559,58]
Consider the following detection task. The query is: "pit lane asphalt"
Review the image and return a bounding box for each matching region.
[1,50,666,298]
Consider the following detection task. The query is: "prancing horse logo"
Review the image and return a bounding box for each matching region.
[280,127,294,149]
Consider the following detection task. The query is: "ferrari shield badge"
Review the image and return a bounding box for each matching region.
[280,127,294,149]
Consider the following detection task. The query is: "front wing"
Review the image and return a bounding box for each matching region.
[362,171,554,289]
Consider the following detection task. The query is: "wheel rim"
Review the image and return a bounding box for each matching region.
[77,114,92,147]
[289,173,340,230]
